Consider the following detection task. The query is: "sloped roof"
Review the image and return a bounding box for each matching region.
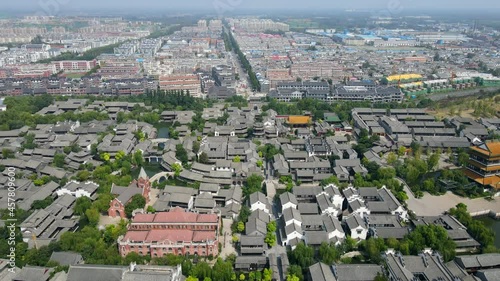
[288,116,311,125]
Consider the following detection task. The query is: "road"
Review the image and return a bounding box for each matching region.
[268,184,288,281]
[427,87,500,101]
[224,26,251,96]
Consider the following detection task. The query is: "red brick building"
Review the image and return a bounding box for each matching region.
[117,207,220,258]
[53,60,97,73]
[108,168,151,218]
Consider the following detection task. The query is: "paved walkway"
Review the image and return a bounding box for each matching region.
[147,188,161,208]
[219,218,237,259]
[341,251,362,259]
[404,184,500,217]
[98,215,124,229]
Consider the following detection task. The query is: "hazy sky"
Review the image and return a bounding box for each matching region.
[6,0,500,13]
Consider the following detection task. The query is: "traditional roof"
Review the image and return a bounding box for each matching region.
[138,167,148,180]
[288,116,311,125]
[470,142,500,157]
[49,251,83,266]
[132,208,218,224]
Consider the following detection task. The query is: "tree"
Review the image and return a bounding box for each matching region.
[405,165,420,184]
[427,153,439,171]
[31,196,54,210]
[240,274,246,281]
[398,146,406,157]
[258,144,280,161]
[318,242,340,265]
[377,167,396,180]
[53,153,66,168]
[286,275,300,281]
[186,277,199,281]
[362,238,386,263]
[22,133,37,149]
[449,203,497,252]
[77,170,90,181]
[125,194,146,218]
[387,152,398,166]
[267,221,277,232]
[320,175,339,187]
[175,144,189,165]
[244,174,264,196]
[31,35,44,44]
[147,206,156,213]
[457,151,469,167]
[74,197,92,216]
[404,224,456,262]
[232,235,239,243]
[264,232,276,247]
[100,152,110,162]
[256,160,263,168]
[172,163,183,177]
[286,265,303,281]
[211,258,234,281]
[422,179,436,193]
[237,221,245,233]
[193,141,201,154]
[85,208,100,227]
[132,150,144,166]
[410,141,421,156]
[233,156,241,163]
[199,152,209,164]
[2,148,15,159]
[263,269,272,281]
[115,150,126,161]
[288,242,314,274]
[254,271,262,281]
[134,130,145,142]
[191,262,212,280]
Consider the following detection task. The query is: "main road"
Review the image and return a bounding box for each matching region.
[427,86,500,101]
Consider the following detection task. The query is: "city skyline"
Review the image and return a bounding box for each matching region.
[5,0,500,14]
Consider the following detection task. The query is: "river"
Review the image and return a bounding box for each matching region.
[477,217,500,248]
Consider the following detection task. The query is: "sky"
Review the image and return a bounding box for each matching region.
[5,0,500,14]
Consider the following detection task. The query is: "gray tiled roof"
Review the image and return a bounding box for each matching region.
[298,203,319,215]
[334,264,383,281]
[66,265,126,281]
[49,251,83,266]
[246,217,267,236]
[455,254,500,269]
[309,262,336,281]
[280,192,298,206]
[345,213,366,230]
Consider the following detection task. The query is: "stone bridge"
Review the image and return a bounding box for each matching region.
[151,138,169,144]
[149,171,175,182]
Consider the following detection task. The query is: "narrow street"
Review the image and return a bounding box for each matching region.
[219,218,237,259]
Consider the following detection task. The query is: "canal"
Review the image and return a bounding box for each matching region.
[477,217,500,248]
[156,122,171,138]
